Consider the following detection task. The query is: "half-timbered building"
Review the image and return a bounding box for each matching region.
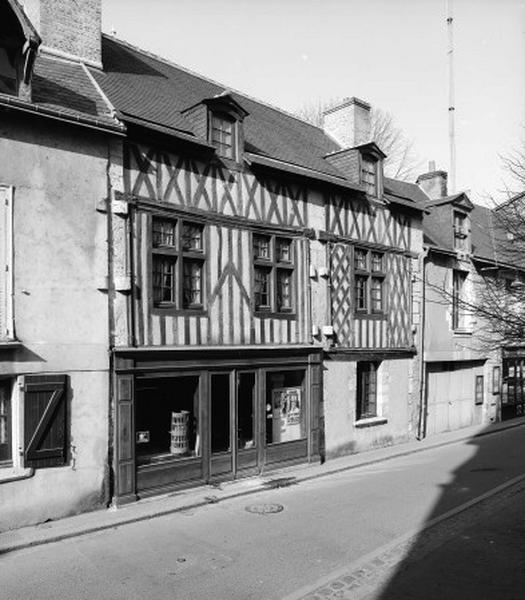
[1,0,428,526]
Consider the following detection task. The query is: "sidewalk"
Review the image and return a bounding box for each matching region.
[1,417,524,556]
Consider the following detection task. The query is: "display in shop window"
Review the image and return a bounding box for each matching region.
[271,387,303,443]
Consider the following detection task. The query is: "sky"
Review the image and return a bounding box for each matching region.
[101,0,525,205]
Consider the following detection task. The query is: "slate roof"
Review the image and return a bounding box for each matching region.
[89,35,425,209]
[423,196,525,269]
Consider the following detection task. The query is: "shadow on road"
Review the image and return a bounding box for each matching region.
[373,424,525,600]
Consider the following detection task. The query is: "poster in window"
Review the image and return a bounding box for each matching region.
[272,387,302,443]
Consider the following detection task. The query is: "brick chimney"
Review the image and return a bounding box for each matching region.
[322,97,372,149]
[416,161,448,200]
[22,0,102,68]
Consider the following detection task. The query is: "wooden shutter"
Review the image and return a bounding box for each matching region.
[24,375,68,468]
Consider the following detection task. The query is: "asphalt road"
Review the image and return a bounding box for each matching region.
[1,424,524,600]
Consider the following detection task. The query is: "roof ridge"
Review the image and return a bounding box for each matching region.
[102,33,328,133]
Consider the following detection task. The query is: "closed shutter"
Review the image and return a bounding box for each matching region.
[0,186,14,339]
[24,375,68,468]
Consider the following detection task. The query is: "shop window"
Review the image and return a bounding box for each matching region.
[211,373,231,454]
[152,217,205,310]
[452,270,467,330]
[266,370,305,444]
[237,372,255,450]
[135,376,200,464]
[356,362,379,420]
[253,234,295,313]
[354,248,385,315]
[0,380,12,465]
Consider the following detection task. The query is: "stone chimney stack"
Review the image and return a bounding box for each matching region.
[22,0,102,68]
[416,162,448,200]
[322,97,371,149]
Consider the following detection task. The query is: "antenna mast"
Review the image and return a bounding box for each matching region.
[446,0,456,194]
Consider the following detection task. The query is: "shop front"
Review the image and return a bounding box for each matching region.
[113,347,322,504]
[501,347,525,421]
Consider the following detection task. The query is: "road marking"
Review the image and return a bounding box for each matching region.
[281,472,525,600]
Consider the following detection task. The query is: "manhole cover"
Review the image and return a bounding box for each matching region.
[245,503,284,515]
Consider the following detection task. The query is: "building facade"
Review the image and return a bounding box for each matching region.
[1,0,428,528]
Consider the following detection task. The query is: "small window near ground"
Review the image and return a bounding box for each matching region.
[356,362,379,420]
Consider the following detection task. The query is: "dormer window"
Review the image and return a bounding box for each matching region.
[361,155,378,197]
[453,211,468,251]
[210,112,236,160]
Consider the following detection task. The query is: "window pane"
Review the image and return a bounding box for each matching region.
[135,376,200,464]
[153,256,176,304]
[254,267,271,309]
[182,222,203,251]
[153,218,176,247]
[371,252,383,272]
[354,249,368,271]
[253,235,271,260]
[0,48,17,95]
[0,381,11,462]
[371,278,383,312]
[183,260,203,307]
[211,374,231,453]
[277,269,292,310]
[276,238,292,263]
[355,275,368,310]
[238,372,256,450]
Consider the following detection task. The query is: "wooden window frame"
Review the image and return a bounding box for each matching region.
[253,233,295,316]
[453,211,468,252]
[356,361,379,420]
[152,216,206,313]
[354,248,386,317]
[475,375,484,405]
[209,111,238,160]
[452,269,467,330]
[360,154,378,197]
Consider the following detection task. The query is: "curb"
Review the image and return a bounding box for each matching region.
[1,419,524,556]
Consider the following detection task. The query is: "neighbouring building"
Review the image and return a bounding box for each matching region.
[418,166,525,437]
[1,0,428,528]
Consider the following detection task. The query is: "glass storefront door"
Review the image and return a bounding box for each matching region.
[210,370,258,478]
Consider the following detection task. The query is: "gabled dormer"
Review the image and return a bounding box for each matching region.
[322,97,386,199]
[182,91,249,162]
[0,0,41,100]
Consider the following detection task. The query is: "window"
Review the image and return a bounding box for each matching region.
[266,370,306,444]
[492,366,501,395]
[0,380,11,464]
[356,362,379,420]
[152,217,205,310]
[452,270,467,330]
[0,46,17,96]
[135,376,200,464]
[453,211,468,251]
[253,234,294,313]
[354,248,385,314]
[475,375,484,405]
[210,112,236,159]
[361,156,377,197]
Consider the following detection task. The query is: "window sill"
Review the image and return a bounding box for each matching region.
[255,311,296,320]
[354,417,388,428]
[355,313,386,320]
[0,465,34,484]
[453,329,472,336]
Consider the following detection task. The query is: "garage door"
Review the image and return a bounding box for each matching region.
[426,361,484,436]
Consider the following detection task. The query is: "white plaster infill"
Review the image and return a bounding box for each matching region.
[354,417,388,428]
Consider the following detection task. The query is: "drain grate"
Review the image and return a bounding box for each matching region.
[245,503,284,515]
